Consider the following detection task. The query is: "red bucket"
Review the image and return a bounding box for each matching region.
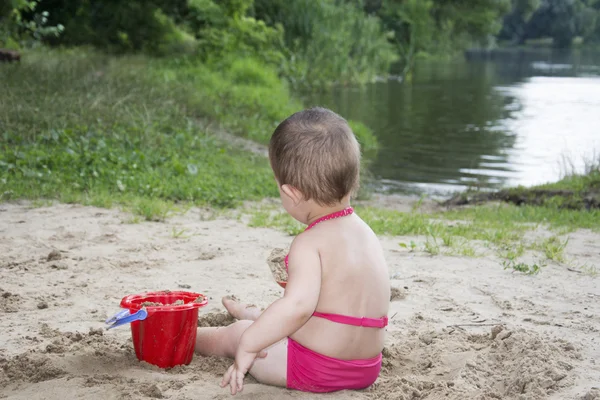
[120,291,208,368]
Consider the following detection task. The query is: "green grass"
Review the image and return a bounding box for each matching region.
[248,209,305,236]
[576,263,598,277]
[248,203,600,240]
[247,202,600,263]
[537,236,569,263]
[0,49,379,218]
[171,227,190,239]
[0,49,290,214]
[502,154,600,210]
[497,242,525,261]
[537,171,600,192]
[536,154,600,193]
[441,204,600,233]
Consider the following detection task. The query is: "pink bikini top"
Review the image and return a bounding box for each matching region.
[284,207,388,329]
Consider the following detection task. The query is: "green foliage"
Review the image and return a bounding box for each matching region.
[500,0,600,47]
[38,0,193,54]
[498,242,525,260]
[0,50,297,209]
[151,57,301,143]
[190,0,285,66]
[424,227,441,255]
[364,0,510,76]
[254,0,398,87]
[398,241,418,251]
[431,0,511,43]
[0,124,277,208]
[0,0,63,48]
[378,0,435,74]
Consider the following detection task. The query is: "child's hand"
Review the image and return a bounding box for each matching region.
[221,347,267,395]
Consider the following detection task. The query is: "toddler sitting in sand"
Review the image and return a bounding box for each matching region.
[195,107,390,395]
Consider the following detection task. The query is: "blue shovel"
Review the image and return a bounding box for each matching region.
[105,308,148,330]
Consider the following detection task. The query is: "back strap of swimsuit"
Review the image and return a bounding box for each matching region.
[312,312,388,328]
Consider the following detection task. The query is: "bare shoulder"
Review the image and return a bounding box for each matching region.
[355,215,380,239]
[288,229,319,255]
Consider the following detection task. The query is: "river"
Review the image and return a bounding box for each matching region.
[306,49,600,196]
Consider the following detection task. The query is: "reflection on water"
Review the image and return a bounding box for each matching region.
[306,49,600,195]
[498,76,600,187]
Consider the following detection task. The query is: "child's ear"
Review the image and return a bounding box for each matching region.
[281,184,303,205]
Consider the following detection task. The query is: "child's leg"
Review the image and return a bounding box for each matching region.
[196,320,287,388]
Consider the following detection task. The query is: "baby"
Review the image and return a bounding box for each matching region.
[195,107,390,395]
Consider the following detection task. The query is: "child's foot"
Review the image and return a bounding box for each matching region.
[222,296,261,321]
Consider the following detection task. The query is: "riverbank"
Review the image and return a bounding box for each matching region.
[2,49,599,269]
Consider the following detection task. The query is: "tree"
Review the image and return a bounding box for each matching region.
[377,0,434,77]
[524,0,577,47]
[499,0,541,44]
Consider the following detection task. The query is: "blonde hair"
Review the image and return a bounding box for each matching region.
[269,107,361,205]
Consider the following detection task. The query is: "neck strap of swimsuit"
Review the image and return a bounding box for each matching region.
[305,207,354,231]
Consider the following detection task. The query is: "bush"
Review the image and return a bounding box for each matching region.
[187,0,285,67]
[227,58,281,88]
[254,0,398,87]
[149,56,300,143]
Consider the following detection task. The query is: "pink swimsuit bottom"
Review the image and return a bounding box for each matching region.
[284,207,388,393]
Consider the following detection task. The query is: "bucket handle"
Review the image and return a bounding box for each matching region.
[105,308,148,330]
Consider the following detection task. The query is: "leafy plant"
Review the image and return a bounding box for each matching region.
[398,240,418,252]
[502,259,545,275]
[0,0,64,48]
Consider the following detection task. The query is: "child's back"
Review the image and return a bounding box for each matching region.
[291,213,389,360]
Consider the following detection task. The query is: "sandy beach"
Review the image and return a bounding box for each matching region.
[1,202,599,400]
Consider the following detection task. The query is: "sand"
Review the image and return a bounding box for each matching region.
[0,201,599,400]
[266,248,288,283]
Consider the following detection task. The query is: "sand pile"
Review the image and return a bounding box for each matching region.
[0,288,21,313]
[371,326,580,400]
[0,323,133,387]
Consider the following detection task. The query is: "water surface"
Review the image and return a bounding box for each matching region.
[306,49,600,195]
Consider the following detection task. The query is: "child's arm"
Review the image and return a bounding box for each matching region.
[239,233,321,352]
[221,234,321,394]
